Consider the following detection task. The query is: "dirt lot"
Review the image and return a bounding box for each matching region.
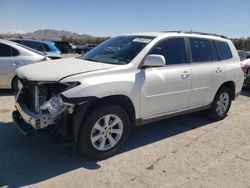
[0,58,250,187]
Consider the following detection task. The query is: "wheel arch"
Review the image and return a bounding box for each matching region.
[216,81,236,100]
[11,75,18,90]
[72,94,136,143]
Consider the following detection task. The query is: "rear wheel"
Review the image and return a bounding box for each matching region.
[78,104,130,160]
[207,86,232,120]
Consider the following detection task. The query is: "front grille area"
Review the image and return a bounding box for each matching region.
[18,78,69,114]
[18,78,38,113]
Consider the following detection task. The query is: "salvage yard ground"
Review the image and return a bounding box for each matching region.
[0,54,250,187]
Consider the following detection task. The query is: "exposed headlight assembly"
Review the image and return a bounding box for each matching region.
[40,95,64,114]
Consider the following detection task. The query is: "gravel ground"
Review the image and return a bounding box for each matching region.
[0,63,250,187]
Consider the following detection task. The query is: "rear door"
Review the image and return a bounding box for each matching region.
[0,43,19,88]
[188,37,223,108]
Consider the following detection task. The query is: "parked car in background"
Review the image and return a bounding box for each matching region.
[238,50,249,61]
[75,43,86,54]
[53,41,73,53]
[0,39,49,91]
[247,51,250,57]
[13,31,243,159]
[75,44,97,54]
[85,44,97,52]
[70,43,76,53]
[242,59,250,85]
[9,39,62,59]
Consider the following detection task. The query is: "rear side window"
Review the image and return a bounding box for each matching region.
[189,38,213,62]
[0,43,12,56]
[22,41,43,51]
[150,38,186,65]
[215,41,232,60]
[0,43,19,57]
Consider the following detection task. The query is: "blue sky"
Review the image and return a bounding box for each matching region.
[0,0,249,38]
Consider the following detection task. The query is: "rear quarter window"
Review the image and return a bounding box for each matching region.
[215,41,232,60]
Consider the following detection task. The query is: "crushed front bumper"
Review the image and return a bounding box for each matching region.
[12,110,36,135]
[13,94,68,132]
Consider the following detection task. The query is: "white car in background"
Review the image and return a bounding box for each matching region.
[0,39,49,91]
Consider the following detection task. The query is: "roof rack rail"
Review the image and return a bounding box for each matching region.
[161,31,228,39]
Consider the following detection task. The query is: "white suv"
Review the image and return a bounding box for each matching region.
[13,31,244,159]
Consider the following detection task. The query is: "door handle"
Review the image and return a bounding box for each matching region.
[216,67,222,73]
[181,71,191,78]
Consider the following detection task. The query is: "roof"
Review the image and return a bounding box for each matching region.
[8,38,54,45]
[125,31,229,40]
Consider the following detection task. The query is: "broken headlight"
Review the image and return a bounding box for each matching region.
[40,95,64,114]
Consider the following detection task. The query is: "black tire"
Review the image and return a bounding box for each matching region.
[77,104,131,160]
[207,86,232,120]
[12,76,19,93]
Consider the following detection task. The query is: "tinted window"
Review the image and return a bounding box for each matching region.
[47,43,60,52]
[190,38,213,62]
[215,41,232,60]
[150,38,186,65]
[0,43,19,57]
[23,41,43,51]
[41,43,50,51]
[0,43,12,57]
[11,47,19,56]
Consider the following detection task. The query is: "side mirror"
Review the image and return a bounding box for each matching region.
[142,54,166,67]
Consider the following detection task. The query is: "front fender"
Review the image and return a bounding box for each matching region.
[60,71,143,119]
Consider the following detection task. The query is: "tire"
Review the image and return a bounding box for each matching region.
[12,77,19,93]
[78,104,131,160]
[207,86,232,120]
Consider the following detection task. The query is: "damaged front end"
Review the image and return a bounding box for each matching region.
[13,78,79,132]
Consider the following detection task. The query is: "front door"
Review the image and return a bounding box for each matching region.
[140,37,191,119]
[0,43,15,88]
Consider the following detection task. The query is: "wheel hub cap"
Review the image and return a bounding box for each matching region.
[91,114,123,151]
[216,92,229,116]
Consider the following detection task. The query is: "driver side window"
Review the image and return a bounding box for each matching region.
[150,38,186,65]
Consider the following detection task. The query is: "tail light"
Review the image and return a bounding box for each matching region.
[241,63,246,74]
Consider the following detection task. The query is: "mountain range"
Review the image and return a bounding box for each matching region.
[20,29,94,40]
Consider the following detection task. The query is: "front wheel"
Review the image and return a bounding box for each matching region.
[207,86,232,120]
[78,104,130,160]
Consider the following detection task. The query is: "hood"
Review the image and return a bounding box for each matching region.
[16,57,118,81]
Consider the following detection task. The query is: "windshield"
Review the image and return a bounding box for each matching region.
[82,36,154,65]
